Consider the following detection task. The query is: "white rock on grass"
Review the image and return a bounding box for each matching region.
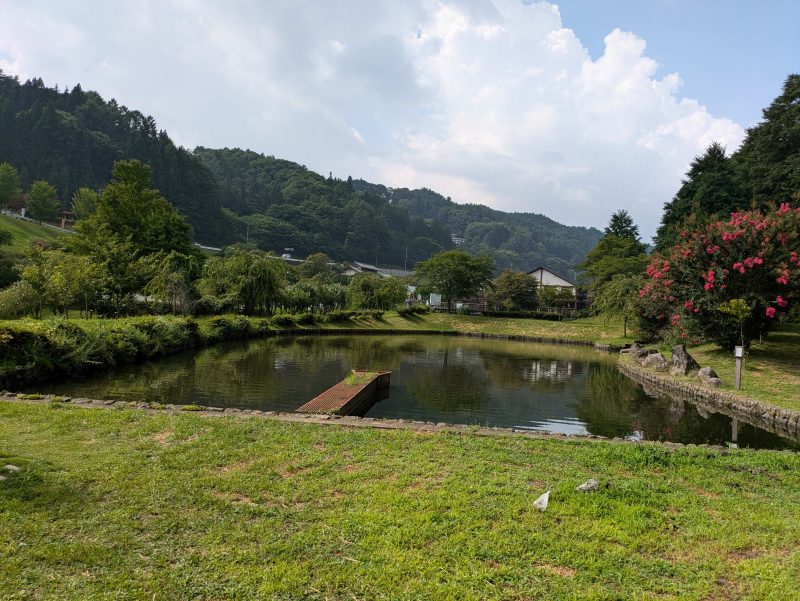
[0,475,6,481]
[533,491,550,512]
[3,464,20,472]
[576,478,600,492]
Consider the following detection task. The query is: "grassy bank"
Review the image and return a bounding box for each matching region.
[0,214,65,252]
[668,323,800,413]
[2,402,799,600]
[0,313,632,389]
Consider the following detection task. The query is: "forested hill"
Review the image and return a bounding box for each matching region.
[0,73,600,272]
[0,72,230,243]
[353,181,602,277]
[192,147,454,266]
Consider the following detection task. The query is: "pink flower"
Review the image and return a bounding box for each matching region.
[732,262,743,271]
[766,307,777,318]
[704,282,714,291]
[777,296,788,308]
[753,256,763,265]
[671,314,680,326]
[778,202,791,214]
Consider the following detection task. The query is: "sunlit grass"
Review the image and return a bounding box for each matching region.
[1,401,799,600]
[0,214,64,253]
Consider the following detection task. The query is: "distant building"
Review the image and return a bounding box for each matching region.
[526,266,576,291]
[343,261,412,279]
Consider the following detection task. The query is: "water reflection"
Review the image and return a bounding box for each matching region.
[26,334,799,450]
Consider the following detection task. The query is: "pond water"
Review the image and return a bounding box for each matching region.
[29,334,799,450]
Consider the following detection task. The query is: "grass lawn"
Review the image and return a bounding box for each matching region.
[0,214,65,253]
[2,402,799,600]
[680,322,800,413]
[327,312,634,346]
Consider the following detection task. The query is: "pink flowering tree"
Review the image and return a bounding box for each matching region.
[638,202,800,349]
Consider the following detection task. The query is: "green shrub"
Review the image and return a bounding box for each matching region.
[296,313,316,325]
[271,314,295,328]
[325,310,356,323]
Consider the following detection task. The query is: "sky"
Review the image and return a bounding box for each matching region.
[1,1,798,242]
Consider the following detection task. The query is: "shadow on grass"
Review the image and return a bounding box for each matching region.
[0,454,86,510]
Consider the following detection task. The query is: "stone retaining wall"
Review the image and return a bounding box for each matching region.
[618,359,800,441]
[0,392,735,451]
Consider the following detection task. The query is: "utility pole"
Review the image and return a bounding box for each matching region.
[404,245,408,271]
[375,243,380,267]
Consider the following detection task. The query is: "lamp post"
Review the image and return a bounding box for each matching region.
[734,345,744,390]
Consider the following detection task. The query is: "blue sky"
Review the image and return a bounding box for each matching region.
[0,1,797,241]
[556,0,800,127]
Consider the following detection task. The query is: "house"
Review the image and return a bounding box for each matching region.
[526,266,576,292]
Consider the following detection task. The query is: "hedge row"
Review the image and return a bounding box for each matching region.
[0,310,385,388]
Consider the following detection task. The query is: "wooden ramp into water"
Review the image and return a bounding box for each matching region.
[297,371,390,416]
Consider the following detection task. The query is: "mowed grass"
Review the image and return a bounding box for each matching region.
[328,312,634,346]
[2,402,799,600]
[688,322,800,413]
[0,214,65,253]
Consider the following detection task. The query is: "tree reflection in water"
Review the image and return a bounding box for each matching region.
[26,334,800,449]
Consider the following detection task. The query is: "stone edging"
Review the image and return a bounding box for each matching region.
[618,358,800,440]
[0,393,741,451]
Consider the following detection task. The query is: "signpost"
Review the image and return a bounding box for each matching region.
[734,345,744,390]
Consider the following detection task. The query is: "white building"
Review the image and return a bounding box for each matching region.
[526,266,576,292]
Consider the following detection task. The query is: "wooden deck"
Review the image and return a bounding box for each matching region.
[297,372,390,416]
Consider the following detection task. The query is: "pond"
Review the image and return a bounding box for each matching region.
[28,334,799,450]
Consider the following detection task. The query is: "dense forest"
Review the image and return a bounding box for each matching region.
[0,71,602,271]
[0,72,231,243]
[193,147,454,266]
[353,181,601,276]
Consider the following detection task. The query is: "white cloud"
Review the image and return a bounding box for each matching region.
[0,0,745,241]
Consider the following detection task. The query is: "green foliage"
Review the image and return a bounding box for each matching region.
[735,74,800,209]
[345,273,407,310]
[88,160,195,256]
[415,250,494,312]
[655,75,800,251]
[656,143,745,251]
[718,298,752,348]
[0,162,21,208]
[26,180,60,223]
[355,181,602,276]
[0,74,229,243]
[70,187,98,220]
[640,204,800,349]
[197,247,286,316]
[534,286,574,309]
[0,280,38,318]
[592,274,646,337]
[578,210,648,297]
[194,147,453,265]
[485,270,538,311]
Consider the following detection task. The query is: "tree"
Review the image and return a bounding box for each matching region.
[345,273,406,310]
[71,187,99,220]
[27,180,60,223]
[655,143,745,251]
[197,247,286,315]
[297,252,335,282]
[144,251,201,314]
[604,209,641,239]
[578,210,648,297]
[88,160,195,256]
[592,274,645,338]
[0,162,21,208]
[415,250,494,312]
[735,74,800,208]
[485,270,538,311]
[638,202,800,349]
